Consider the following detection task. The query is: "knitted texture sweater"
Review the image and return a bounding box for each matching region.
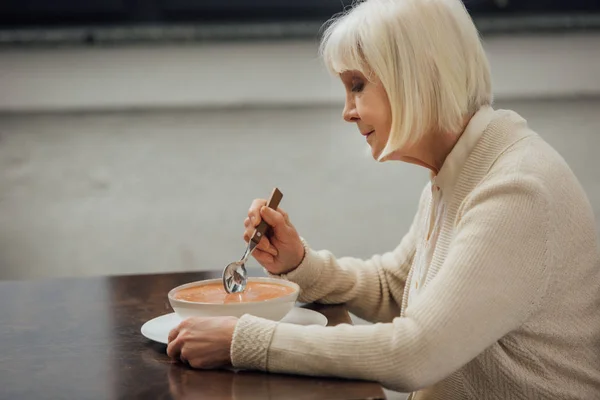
[230,107,600,399]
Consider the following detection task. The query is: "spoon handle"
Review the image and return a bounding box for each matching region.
[250,187,283,246]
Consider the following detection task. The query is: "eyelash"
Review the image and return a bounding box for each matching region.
[351,81,364,93]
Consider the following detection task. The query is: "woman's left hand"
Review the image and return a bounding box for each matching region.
[166,316,238,369]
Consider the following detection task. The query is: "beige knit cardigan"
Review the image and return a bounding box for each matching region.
[231,107,600,399]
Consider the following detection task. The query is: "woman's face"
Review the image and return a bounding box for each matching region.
[340,70,392,159]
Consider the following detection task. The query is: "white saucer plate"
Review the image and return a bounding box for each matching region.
[141,307,328,345]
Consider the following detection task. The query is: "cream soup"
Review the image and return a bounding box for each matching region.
[173,281,295,304]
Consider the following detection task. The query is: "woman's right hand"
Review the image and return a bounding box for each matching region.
[243,199,305,275]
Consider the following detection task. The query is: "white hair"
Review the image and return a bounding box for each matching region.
[319,0,493,160]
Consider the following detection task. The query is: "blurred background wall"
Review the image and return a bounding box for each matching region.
[0,0,599,281]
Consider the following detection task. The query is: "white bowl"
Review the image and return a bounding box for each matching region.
[168,277,300,321]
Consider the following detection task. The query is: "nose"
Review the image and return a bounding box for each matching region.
[342,96,359,123]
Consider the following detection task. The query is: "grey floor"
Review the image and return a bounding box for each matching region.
[1,98,599,399]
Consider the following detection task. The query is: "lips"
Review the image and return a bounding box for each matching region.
[362,130,374,137]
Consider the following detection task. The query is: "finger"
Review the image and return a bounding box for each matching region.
[258,237,278,256]
[277,207,290,225]
[260,207,287,235]
[245,227,277,256]
[243,217,251,228]
[168,327,180,344]
[243,225,257,243]
[243,223,257,241]
[167,337,184,359]
[265,241,279,257]
[243,229,277,256]
[179,347,190,365]
[178,317,192,329]
[253,248,275,265]
[256,236,272,251]
[248,199,267,226]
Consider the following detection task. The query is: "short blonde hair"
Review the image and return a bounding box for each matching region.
[319,0,493,160]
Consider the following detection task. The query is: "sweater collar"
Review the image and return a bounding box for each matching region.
[433,106,495,196]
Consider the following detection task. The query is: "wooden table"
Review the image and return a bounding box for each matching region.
[0,271,385,400]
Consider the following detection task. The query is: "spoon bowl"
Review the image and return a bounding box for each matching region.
[222,260,248,293]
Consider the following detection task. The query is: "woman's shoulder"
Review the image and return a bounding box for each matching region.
[466,109,578,196]
[468,111,597,241]
[449,107,594,226]
[484,113,581,199]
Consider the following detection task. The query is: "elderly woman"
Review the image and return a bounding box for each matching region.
[166,0,600,398]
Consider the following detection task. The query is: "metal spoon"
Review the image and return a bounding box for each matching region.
[222,188,283,294]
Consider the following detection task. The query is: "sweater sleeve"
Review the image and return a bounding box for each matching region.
[267,185,429,323]
[231,176,551,392]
